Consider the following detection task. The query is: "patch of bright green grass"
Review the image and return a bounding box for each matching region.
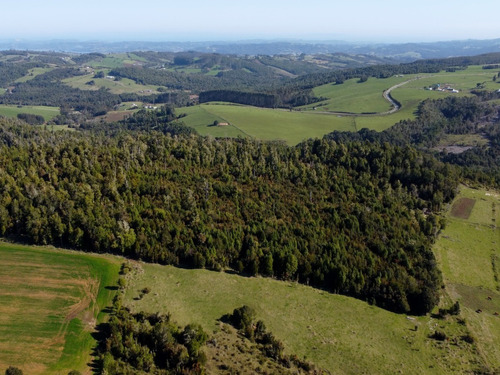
[14,68,54,83]
[0,242,120,374]
[87,55,127,69]
[181,103,412,145]
[63,73,160,95]
[0,105,60,121]
[437,134,489,148]
[181,104,359,144]
[305,76,407,113]
[179,105,248,138]
[124,262,481,374]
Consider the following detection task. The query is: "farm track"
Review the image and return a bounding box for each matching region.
[309,77,420,117]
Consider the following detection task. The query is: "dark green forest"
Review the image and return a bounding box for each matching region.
[0,109,459,314]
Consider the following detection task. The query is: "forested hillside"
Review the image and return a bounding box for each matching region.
[0,114,458,314]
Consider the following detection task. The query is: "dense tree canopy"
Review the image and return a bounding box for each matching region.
[0,114,458,314]
[97,296,207,374]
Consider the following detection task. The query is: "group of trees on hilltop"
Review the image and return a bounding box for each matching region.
[81,104,195,136]
[0,114,458,314]
[108,62,283,93]
[199,90,280,107]
[198,87,321,108]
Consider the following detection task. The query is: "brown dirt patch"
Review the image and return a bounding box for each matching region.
[451,198,476,219]
[104,110,134,122]
[65,278,99,322]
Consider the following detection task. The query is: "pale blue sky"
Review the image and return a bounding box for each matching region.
[2,0,499,42]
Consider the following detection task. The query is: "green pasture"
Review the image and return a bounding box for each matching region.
[125,53,147,63]
[434,186,500,371]
[179,105,247,138]
[436,133,489,148]
[63,74,162,95]
[124,262,481,374]
[85,53,145,69]
[14,68,54,83]
[307,65,499,116]
[180,103,406,145]
[45,124,75,132]
[391,66,498,106]
[435,186,500,289]
[0,242,120,375]
[0,105,60,121]
[181,65,500,144]
[303,75,408,113]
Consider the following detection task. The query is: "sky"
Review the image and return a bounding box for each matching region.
[2,0,499,43]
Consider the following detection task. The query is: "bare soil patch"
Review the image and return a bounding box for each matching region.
[451,198,476,219]
[65,278,99,322]
[434,145,474,154]
[103,110,134,122]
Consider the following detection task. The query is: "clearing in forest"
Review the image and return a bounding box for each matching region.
[450,197,476,219]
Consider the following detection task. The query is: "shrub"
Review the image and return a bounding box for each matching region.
[430,330,447,341]
[230,305,256,330]
[5,367,23,375]
[461,334,475,344]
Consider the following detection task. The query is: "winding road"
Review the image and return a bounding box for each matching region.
[310,76,421,117]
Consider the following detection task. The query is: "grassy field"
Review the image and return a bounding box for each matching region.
[434,186,500,372]
[391,66,499,108]
[0,105,60,121]
[180,103,414,145]
[304,75,407,113]
[85,54,143,69]
[14,68,55,83]
[62,73,162,95]
[303,65,499,116]
[0,242,120,375]
[124,261,483,374]
[179,65,500,144]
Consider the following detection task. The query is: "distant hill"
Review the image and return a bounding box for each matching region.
[1,38,500,61]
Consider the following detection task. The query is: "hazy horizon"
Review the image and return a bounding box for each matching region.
[2,36,500,45]
[4,0,499,44]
